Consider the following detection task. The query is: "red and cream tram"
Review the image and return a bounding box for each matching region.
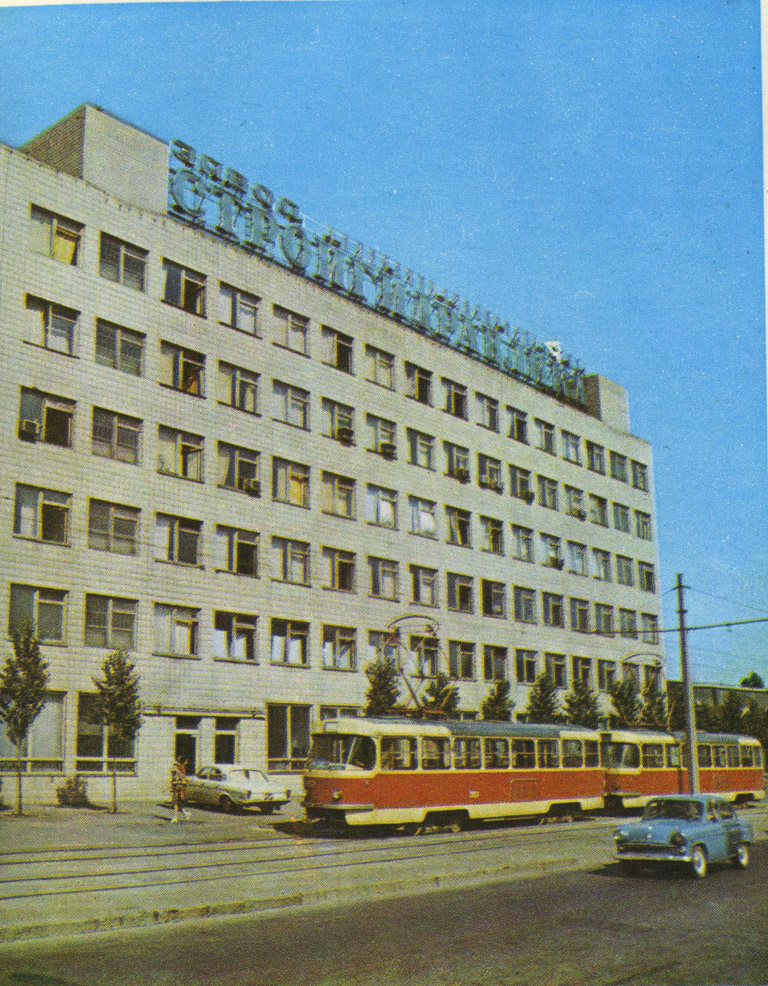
[302,717,764,832]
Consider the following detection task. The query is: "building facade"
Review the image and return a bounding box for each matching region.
[0,105,665,799]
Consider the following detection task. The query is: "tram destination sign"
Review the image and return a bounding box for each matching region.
[169,139,586,404]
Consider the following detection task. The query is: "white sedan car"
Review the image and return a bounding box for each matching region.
[185,765,292,814]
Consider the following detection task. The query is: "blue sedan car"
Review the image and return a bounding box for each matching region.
[613,794,754,879]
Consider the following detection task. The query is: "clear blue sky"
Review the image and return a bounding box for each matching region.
[1,0,765,686]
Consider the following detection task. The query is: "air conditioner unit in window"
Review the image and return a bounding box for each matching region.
[336,426,354,444]
[455,468,470,483]
[552,558,565,570]
[490,481,504,494]
[19,419,40,441]
[575,509,587,521]
[242,479,261,497]
[523,491,536,505]
[379,442,397,459]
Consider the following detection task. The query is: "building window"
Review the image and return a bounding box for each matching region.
[613,502,630,532]
[217,362,258,414]
[509,465,533,502]
[410,565,438,606]
[535,419,555,454]
[88,500,139,555]
[406,428,435,469]
[616,554,634,586]
[537,475,558,510]
[595,604,614,636]
[323,547,356,592]
[214,717,239,764]
[217,442,260,494]
[322,626,356,670]
[448,641,475,680]
[25,296,78,355]
[270,619,309,665]
[546,652,567,688]
[610,451,628,482]
[638,562,656,592]
[99,233,146,290]
[154,514,201,565]
[322,326,353,373]
[478,454,503,492]
[513,586,536,623]
[365,344,394,389]
[267,702,310,771]
[572,656,592,687]
[631,460,649,491]
[9,584,66,642]
[162,260,205,315]
[213,612,256,662]
[273,380,310,429]
[586,441,605,474]
[273,304,309,355]
[447,573,474,613]
[322,472,355,518]
[562,430,581,464]
[76,692,134,774]
[18,388,74,447]
[565,485,586,519]
[173,716,200,773]
[271,537,310,585]
[92,408,141,464]
[446,506,471,547]
[542,592,564,627]
[640,613,659,644]
[481,516,504,555]
[159,341,205,396]
[635,511,652,540]
[619,608,637,639]
[366,414,397,457]
[154,604,198,657]
[598,659,616,691]
[508,407,528,443]
[30,205,82,263]
[592,548,611,581]
[476,393,499,431]
[272,457,309,507]
[483,580,506,618]
[410,635,439,677]
[95,320,144,376]
[214,526,258,577]
[322,398,355,444]
[319,705,359,721]
[218,283,259,335]
[483,645,507,681]
[84,595,136,649]
[409,496,437,537]
[570,597,590,633]
[442,378,467,419]
[444,441,470,481]
[515,649,537,684]
[367,629,398,663]
[366,484,397,528]
[540,533,562,568]
[0,692,63,773]
[567,540,587,575]
[511,524,534,563]
[14,485,70,544]
[589,494,608,527]
[369,557,399,600]
[157,426,203,481]
[404,361,432,404]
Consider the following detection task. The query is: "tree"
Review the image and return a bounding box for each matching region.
[740,671,764,689]
[563,677,600,729]
[363,655,401,717]
[608,675,641,728]
[640,677,670,731]
[0,628,50,816]
[422,672,459,716]
[522,672,561,724]
[480,680,514,722]
[89,651,142,814]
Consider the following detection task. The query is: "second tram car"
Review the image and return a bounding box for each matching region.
[303,717,765,831]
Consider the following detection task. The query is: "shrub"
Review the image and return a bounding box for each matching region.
[56,774,89,807]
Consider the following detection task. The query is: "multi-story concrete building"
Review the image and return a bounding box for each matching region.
[0,105,665,799]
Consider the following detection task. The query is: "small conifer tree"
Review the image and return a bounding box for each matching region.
[522,671,561,724]
[608,674,642,728]
[363,655,401,716]
[480,680,514,722]
[563,677,600,729]
[640,677,670,731]
[90,651,142,814]
[423,672,459,716]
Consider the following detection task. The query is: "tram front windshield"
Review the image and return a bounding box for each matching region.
[602,741,640,769]
[307,733,376,771]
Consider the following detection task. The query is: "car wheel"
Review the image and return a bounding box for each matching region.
[733,843,749,870]
[219,794,235,813]
[259,805,275,815]
[690,845,707,879]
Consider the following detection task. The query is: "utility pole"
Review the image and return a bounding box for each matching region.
[677,573,699,794]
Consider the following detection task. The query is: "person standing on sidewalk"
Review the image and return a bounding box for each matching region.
[170,756,189,822]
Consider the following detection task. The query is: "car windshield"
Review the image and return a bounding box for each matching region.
[642,799,702,822]
[226,768,267,783]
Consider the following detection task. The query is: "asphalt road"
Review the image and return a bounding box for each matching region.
[1,842,765,986]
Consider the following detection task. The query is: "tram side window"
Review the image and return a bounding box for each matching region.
[538,739,559,768]
[584,740,599,767]
[713,745,726,768]
[512,739,535,769]
[641,743,664,769]
[740,745,755,768]
[380,736,417,770]
[562,739,582,768]
[698,745,712,768]
[726,745,739,768]
[422,736,451,770]
[453,737,481,770]
[484,738,510,769]
[666,744,681,768]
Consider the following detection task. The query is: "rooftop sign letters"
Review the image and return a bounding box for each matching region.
[169,140,586,404]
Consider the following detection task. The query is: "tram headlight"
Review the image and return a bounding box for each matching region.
[332,789,342,801]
